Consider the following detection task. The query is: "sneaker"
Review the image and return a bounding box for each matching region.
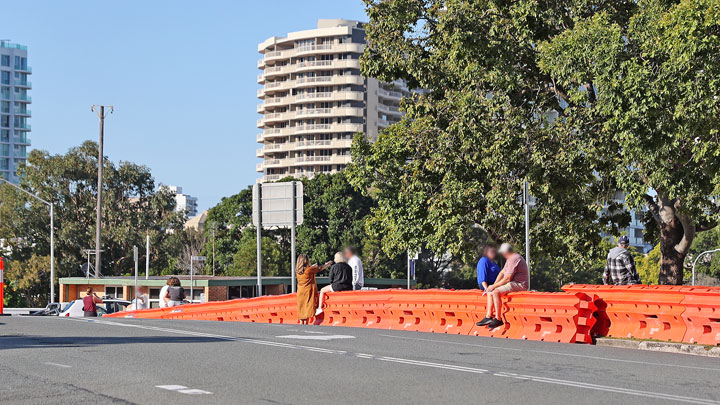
[487,318,504,329]
[314,308,323,316]
[476,317,493,326]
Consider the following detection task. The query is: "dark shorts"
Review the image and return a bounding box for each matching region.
[84,311,97,317]
[332,283,352,292]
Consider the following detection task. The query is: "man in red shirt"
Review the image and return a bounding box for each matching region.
[476,243,529,329]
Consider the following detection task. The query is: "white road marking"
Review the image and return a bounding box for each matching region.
[44,362,71,368]
[75,319,720,404]
[377,333,720,372]
[277,334,355,341]
[178,389,213,395]
[303,330,328,334]
[156,385,187,390]
[156,385,212,395]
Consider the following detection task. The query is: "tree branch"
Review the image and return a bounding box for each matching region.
[673,200,695,256]
[642,194,661,223]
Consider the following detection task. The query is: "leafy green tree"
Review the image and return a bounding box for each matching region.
[0,141,184,302]
[294,173,373,264]
[227,227,289,276]
[200,186,253,274]
[687,227,720,280]
[538,0,720,284]
[636,245,661,285]
[4,255,54,307]
[349,0,630,279]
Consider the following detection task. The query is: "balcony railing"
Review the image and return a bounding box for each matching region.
[14,123,31,130]
[15,94,31,102]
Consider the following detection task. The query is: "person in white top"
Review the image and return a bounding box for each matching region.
[158,283,170,308]
[128,286,149,310]
[344,246,364,290]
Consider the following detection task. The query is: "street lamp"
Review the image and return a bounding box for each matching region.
[692,248,720,286]
[0,178,55,302]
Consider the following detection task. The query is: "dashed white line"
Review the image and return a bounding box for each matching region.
[156,385,212,395]
[76,319,720,404]
[44,362,71,368]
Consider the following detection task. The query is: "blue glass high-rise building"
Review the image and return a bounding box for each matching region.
[0,40,31,183]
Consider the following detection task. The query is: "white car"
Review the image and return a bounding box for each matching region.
[59,298,130,318]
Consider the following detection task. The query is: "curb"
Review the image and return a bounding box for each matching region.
[596,338,720,357]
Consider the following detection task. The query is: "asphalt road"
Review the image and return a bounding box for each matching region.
[1,316,719,404]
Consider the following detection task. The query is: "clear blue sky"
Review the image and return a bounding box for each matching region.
[3,0,367,211]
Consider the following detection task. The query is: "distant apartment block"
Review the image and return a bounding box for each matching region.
[0,40,31,183]
[256,19,410,182]
[165,185,198,218]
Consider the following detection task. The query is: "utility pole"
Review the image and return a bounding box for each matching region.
[91,105,113,278]
[524,180,531,290]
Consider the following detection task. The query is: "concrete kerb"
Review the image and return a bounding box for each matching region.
[596,338,720,357]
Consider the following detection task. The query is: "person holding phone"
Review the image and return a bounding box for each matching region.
[82,287,103,317]
[295,254,332,324]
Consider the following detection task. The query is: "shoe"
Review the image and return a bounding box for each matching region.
[476,317,493,326]
[314,308,323,316]
[487,318,504,329]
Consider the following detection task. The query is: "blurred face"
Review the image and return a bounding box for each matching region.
[344,248,352,260]
[486,247,497,261]
[502,251,513,260]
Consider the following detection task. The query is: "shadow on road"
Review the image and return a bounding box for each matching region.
[0,334,228,350]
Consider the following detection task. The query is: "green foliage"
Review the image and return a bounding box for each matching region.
[200,186,253,274]
[688,227,720,280]
[636,244,661,285]
[350,0,630,276]
[538,0,720,283]
[4,255,54,307]
[0,141,186,303]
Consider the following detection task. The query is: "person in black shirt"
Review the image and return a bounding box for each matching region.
[315,252,353,316]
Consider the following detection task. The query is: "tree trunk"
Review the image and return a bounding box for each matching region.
[645,194,694,285]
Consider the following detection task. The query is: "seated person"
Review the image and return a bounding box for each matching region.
[477,243,501,290]
[476,243,529,329]
[316,252,353,316]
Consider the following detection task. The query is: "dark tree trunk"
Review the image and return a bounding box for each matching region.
[645,194,694,285]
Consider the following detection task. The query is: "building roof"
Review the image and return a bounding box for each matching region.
[184,210,208,231]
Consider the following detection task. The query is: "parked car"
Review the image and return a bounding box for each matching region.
[59,297,131,318]
[28,302,63,316]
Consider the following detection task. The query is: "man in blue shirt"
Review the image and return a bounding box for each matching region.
[477,244,501,290]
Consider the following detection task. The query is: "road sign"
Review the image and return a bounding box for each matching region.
[191,256,206,261]
[252,182,304,227]
[252,181,304,296]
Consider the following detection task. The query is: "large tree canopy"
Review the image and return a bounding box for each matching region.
[538,0,720,283]
[348,0,634,273]
[0,141,184,303]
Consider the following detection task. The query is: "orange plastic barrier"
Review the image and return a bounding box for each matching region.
[319,290,393,328]
[679,286,720,345]
[562,284,687,342]
[503,292,596,343]
[107,289,598,344]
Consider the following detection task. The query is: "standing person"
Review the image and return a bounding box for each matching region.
[316,252,353,316]
[476,243,529,329]
[158,280,170,308]
[477,244,501,291]
[163,277,186,307]
[82,287,103,317]
[344,246,364,290]
[296,254,332,324]
[603,235,641,285]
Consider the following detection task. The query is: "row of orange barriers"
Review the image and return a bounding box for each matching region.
[105,289,596,344]
[561,284,720,345]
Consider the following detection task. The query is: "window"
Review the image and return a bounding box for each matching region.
[1,101,8,113]
[1,129,8,141]
[0,71,9,85]
[0,55,8,67]
[634,228,644,239]
[1,115,9,127]
[104,286,124,299]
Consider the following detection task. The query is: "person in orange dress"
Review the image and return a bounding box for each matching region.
[295,254,332,324]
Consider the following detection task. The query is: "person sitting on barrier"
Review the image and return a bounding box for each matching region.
[128,286,149,311]
[476,243,529,329]
[296,254,332,324]
[603,235,641,285]
[316,252,353,316]
[163,277,186,307]
[344,246,364,290]
[158,279,170,308]
[477,243,501,291]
